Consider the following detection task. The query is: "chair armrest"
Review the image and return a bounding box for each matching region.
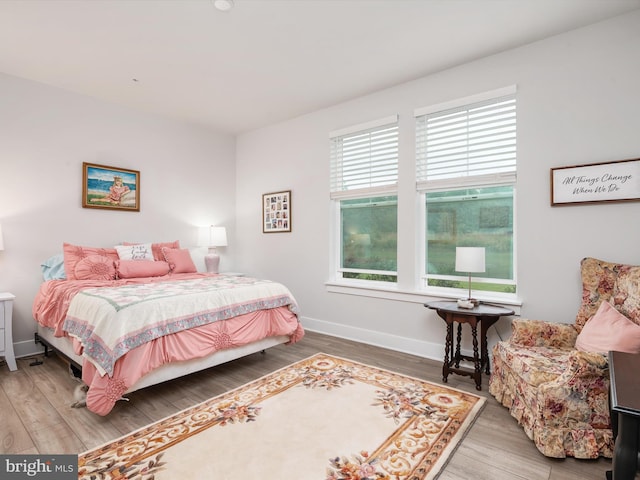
[536,350,611,429]
[537,350,610,427]
[562,349,609,378]
[509,318,578,348]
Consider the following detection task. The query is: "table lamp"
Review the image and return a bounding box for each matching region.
[200,226,227,273]
[455,247,485,308]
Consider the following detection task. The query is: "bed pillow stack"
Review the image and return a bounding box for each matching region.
[59,241,185,280]
[121,240,197,274]
[116,243,171,278]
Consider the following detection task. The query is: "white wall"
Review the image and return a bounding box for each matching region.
[2,11,639,366]
[0,74,237,357]
[235,12,640,359]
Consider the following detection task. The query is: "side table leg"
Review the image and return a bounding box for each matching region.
[480,320,490,375]
[454,323,462,368]
[471,324,481,390]
[443,322,453,383]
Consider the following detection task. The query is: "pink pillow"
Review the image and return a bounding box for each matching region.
[117,260,171,279]
[123,241,180,261]
[575,301,640,354]
[63,243,119,280]
[73,255,116,281]
[162,247,197,274]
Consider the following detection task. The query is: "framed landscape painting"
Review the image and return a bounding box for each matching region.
[262,190,291,232]
[82,162,140,211]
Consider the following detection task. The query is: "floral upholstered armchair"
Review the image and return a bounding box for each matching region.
[489,257,640,459]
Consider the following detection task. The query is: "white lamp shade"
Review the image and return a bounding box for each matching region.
[210,226,228,247]
[199,226,228,247]
[0,224,3,250]
[455,247,485,273]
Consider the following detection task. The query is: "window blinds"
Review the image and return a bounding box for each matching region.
[416,94,516,190]
[330,117,399,199]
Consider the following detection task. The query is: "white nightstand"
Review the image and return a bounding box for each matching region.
[0,292,17,372]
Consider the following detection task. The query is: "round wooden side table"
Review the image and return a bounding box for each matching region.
[425,300,514,390]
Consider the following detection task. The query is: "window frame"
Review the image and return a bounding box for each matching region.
[415,86,518,301]
[329,115,399,284]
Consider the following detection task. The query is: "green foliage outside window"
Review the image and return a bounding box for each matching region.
[341,196,397,282]
[426,186,516,294]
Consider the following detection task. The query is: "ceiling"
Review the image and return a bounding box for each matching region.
[1,0,639,135]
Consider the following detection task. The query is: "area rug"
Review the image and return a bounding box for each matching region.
[79,353,485,479]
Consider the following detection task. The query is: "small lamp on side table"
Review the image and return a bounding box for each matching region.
[200,226,228,273]
[455,247,485,309]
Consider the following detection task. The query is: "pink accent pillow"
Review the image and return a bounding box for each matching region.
[162,247,197,274]
[117,260,171,279]
[123,241,180,261]
[63,243,119,280]
[73,255,116,281]
[575,301,640,354]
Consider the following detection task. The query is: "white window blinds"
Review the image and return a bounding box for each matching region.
[330,116,398,199]
[416,93,516,190]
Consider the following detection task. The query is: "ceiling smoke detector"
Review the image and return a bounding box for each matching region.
[213,0,234,12]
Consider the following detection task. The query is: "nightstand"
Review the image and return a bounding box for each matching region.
[0,292,17,371]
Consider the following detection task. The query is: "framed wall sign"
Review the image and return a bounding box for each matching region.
[550,158,640,206]
[262,190,291,232]
[82,162,140,211]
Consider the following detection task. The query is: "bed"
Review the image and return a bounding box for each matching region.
[32,242,304,415]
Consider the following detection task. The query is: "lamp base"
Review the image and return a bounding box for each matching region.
[204,253,221,273]
[457,298,479,309]
[457,299,474,309]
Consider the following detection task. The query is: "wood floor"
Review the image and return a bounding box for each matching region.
[0,330,626,480]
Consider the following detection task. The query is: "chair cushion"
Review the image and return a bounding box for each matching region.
[493,341,572,387]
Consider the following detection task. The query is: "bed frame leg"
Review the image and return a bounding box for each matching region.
[30,332,50,366]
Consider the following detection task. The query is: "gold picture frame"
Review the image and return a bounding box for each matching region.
[82,162,140,211]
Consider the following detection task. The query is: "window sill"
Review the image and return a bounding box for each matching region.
[325,280,522,315]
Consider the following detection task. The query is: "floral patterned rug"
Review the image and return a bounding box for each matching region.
[79,353,485,479]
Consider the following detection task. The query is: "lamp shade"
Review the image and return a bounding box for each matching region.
[455,247,485,273]
[199,226,228,248]
[210,226,228,247]
[0,224,4,251]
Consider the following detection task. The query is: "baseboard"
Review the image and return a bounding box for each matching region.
[13,337,45,360]
[299,315,447,362]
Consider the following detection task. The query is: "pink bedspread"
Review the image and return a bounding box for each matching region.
[32,273,304,415]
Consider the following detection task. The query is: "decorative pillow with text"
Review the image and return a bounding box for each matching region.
[115,243,154,261]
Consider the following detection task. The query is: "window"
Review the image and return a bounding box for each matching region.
[416,87,517,297]
[330,116,398,283]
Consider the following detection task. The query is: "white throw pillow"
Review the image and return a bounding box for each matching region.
[115,243,154,261]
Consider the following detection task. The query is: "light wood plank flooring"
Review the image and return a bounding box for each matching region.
[0,330,627,479]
